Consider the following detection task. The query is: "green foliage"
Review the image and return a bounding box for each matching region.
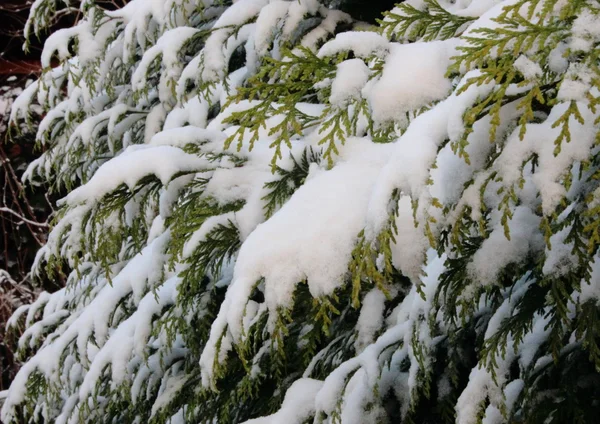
[262,147,320,218]
[5,1,600,424]
[379,0,475,41]
[83,178,163,267]
[224,47,337,168]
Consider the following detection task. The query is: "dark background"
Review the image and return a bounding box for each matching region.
[0,0,54,74]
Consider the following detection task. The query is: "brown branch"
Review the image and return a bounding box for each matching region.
[0,207,49,228]
[0,147,45,246]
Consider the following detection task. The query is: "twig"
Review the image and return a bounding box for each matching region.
[0,207,48,228]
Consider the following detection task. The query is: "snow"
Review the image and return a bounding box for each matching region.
[450,0,505,18]
[467,206,542,288]
[299,10,351,51]
[131,27,199,100]
[63,145,211,205]
[570,10,600,52]
[367,40,457,124]
[354,288,387,353]
[8,79,38,124]
[41,26,81,68]
[3,233,171,415]
[214,0,269,29]
[252,1,291,57]
[513,55,543,80]
[251,0,323,59]
[581,258,600,305]
[542,225,578,277]
[280,0,321,40]
[518,313,550,369]
[79,274,179,397]
[150,125,226,147]
[389,197,429,283]
[457,362,511,424]
[239,139,388,303]
[199,0,270,82]
[242,378,323,424]
[200,139,393,384]
[365,96,453,238]
[318,31,389,59]
[496,101,597,215]
[4,0,600,422]
[329,59,370,107]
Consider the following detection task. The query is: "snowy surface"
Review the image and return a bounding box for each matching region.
[3,0,600,423]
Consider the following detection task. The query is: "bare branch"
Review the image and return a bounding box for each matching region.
[0,207,48,228]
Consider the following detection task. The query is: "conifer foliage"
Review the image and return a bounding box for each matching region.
[2,0,600,422]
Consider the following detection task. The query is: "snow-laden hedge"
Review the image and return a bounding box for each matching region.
[2,0,600,423]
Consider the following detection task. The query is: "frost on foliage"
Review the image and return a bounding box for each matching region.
[3,0,600,423]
